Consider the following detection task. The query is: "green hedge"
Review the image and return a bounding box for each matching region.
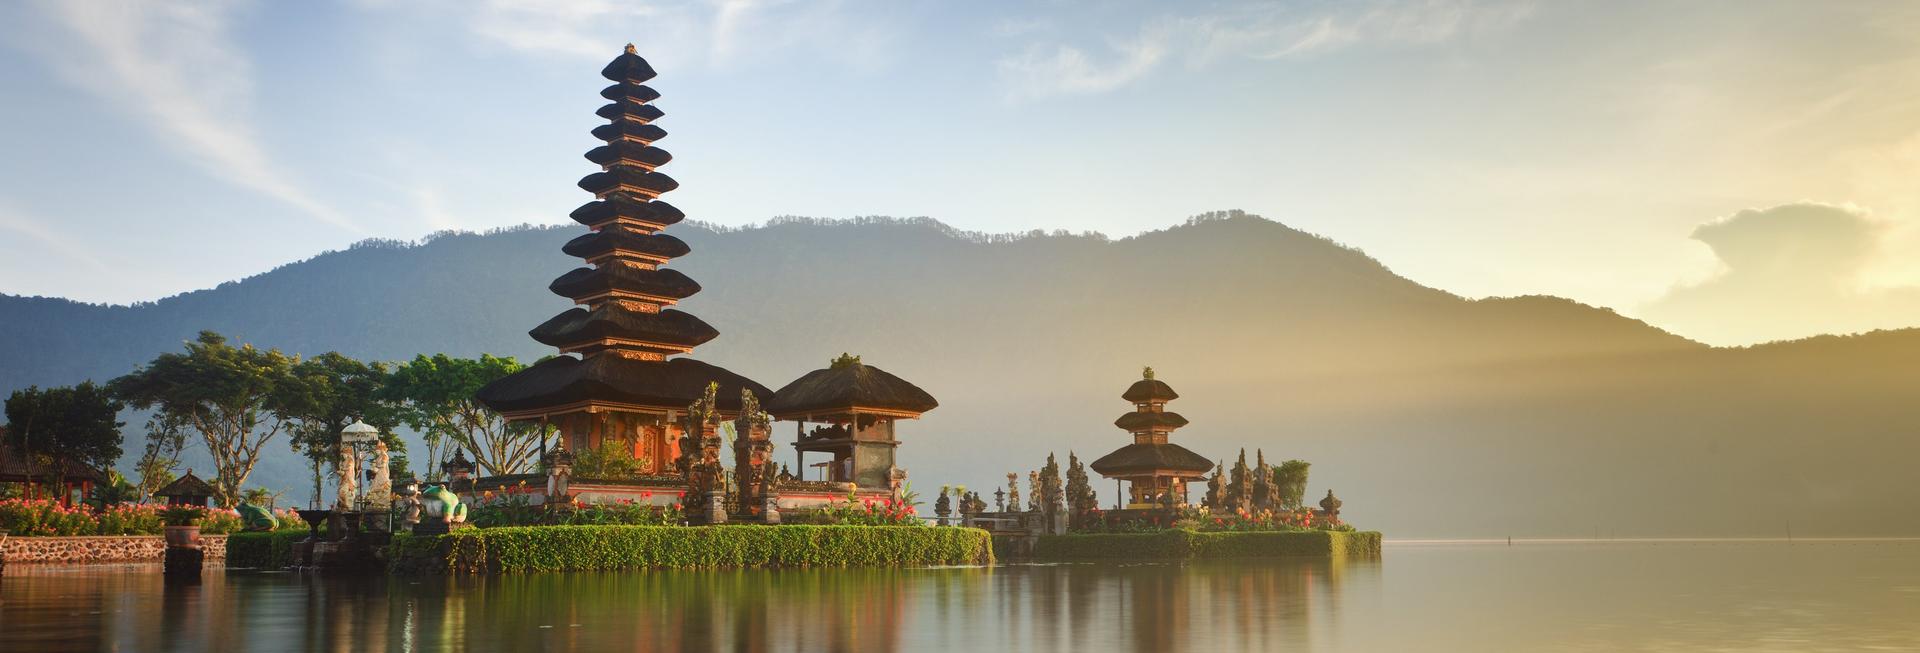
[395,525,994,574]
[1035,529,1382,560]
[225,530,315,569]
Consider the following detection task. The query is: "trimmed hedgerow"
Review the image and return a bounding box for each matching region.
[224,529,318,569]
[395,525,994,574]
[1034,529,1381,560]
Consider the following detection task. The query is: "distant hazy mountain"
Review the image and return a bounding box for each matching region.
[3,211,1916,538]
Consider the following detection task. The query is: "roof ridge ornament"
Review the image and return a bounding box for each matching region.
[1143,366,1155,380]
[625,43,637,54]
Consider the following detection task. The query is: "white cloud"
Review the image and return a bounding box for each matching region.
[998,0,1534,100]
[22,0,360,233]
[427,0,894,72]
[997,34,1169,102]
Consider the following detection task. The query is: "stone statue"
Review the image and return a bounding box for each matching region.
[335,441,359,511]
[237,502,278,532]
[418,484,467,525]
[364,441,393,510]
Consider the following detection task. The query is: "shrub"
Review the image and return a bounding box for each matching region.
[225,529,316,569]
[397,525,993,574]
[804,493,921,526]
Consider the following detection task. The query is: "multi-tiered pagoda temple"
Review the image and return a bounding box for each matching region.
[477,45,770,479]
[1090,368,1214,508]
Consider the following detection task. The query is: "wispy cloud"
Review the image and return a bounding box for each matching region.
[0,204,114,277]
[998,33,1169,102]
[19,0,360,233]
[423,0,896,71]
[997,0,1535,100]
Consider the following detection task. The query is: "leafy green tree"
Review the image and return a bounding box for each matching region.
[134,413,190,503]
[285,352,405,503]
[1064,451,1097,528]
[110,331,305,508]
[94,470,141,507]
[3,381,126,491]
[1038,452,1064,521]
[1275,459,1312,510]
[384,354,541,478]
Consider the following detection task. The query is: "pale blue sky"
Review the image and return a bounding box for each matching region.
[2,1,1918,344]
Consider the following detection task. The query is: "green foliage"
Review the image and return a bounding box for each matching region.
[3,381,126,484]
[802,494,921,526]
[1038,452,1063,517]
[284,352,404,500]
[1034,529,1382,560]
[133,414,189,503]
[224,529,314,569]
[396,525,993,574]
[573,441,644,480]
[109,331,305,508]
[161,505,204,527]
[1274,460,1311,510]
[383,354,540,478]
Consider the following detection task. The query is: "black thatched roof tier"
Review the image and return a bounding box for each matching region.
[601,82,661,104]
[476,355,771,414]
[529,305,718,350]
[1089,443,1214,476]
[591,121,668,144]
[767,363,939,416]
[586,141,672,169]
[1114,411,1189,432]
[596,101,665,123]
[1122,378,1179,403]
[601,45,659,84]
[579,167,679,197]
[549,263,701,301]
[562,226,690,261]
[570,195,684,228]
[153,470,216,497]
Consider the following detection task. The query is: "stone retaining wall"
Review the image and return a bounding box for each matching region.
[1,535,228,564]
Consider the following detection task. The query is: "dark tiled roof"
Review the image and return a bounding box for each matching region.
[562,226,690,261]
[600,82,661,104]
[595,101,665,123]
[549,263,701,301]
[569,195,685,228]
[1122,378,1179,403]
[768,363,939,416]
[600,47,659,84]
[1114,411,1189,431]
[529,305,718,350]
[578,166,679,196]
[0,439,109,484]
[585,141,672,169]
[153,470,215,497]
[476,355,771,414]
[1089,443,1214,476]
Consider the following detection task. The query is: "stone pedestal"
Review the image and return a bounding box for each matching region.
[704,490,728,525]
[762,495,781,525]
[163,546,203,578]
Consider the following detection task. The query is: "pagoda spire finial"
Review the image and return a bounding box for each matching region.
[625,43,637,54]
[1142,366,1155,380]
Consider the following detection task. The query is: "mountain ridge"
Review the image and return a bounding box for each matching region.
[3,210,1916,538]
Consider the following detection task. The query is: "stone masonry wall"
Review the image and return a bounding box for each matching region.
[1,535,228,564]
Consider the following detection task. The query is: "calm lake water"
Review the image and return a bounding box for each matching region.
[4,540,1918,652]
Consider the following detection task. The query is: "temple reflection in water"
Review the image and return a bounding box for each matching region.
[0,560,1373,653]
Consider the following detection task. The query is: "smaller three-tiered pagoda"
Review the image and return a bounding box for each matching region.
[1090,368,1214,508]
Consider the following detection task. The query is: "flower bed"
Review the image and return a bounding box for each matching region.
[393,524,993,574]
[1078,506,1355,534]
[0,499,308,537]
[1034,529,1382,560]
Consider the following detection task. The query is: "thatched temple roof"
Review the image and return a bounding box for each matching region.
[767,362,939,417]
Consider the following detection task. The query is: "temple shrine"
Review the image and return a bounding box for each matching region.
[1089,368,1214,508]
[768,355,939,489]
[472,45,934,516]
